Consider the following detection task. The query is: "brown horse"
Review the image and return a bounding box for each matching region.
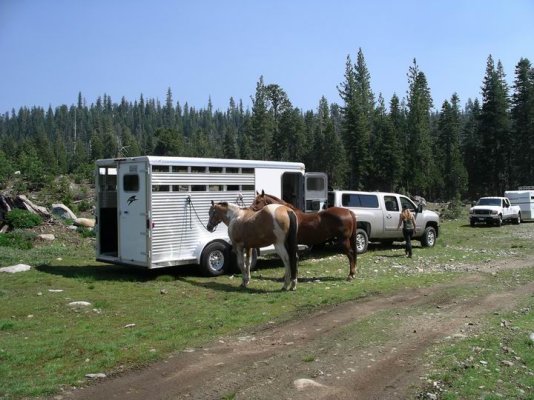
[207,201,299,290]
[250,191,358,280]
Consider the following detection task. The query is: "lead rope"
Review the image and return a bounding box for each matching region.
[236,193,246,208]
[187,196,213,231]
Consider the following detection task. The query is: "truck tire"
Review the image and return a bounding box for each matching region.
[513,212,521,225]
[356,228,369,254]
[420,226,436,247]
[200,241,232,277]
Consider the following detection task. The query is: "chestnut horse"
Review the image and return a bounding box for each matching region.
[207,201,299,290]
[250,191,358,280]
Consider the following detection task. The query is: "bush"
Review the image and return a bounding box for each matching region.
[440,199,466,220]
[77,227,95,238]
[0,230,35,249]
[6,209,43,229]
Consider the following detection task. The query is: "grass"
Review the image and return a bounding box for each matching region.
[420,289,534,399]
[1,214,534,398]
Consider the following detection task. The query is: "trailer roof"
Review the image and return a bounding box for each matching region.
[97,156,305,170]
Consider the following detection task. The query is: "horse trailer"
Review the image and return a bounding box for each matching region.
[95,156,327,276]
[504,188,534,221]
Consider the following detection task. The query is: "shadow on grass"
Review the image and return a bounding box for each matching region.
[36,262,202,282]
[34,244,399,284]
[177,277,284,294]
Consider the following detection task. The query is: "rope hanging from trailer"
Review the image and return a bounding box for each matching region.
[186,196,211,231]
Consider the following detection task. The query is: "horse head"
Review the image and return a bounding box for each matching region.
[250,190,270,211]
[207,201,228,232]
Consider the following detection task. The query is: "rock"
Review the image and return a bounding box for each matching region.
[38,234,55,241]
[294,378,326,390]
[16,195,50,218]
[85,373,106,379]
[501,360,514,367]
[124,323,136,328]
[0,264,31,273]
[51,204,77,220]
[529,332,534,343]
[74,218,95,228]
[68,301,92,308]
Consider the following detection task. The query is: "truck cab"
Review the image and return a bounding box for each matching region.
[327,190,440,253]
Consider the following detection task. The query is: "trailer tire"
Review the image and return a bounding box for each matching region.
[200,242,231,277]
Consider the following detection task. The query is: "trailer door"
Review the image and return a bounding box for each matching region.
[118,161,148,265]
[304,173,328,212]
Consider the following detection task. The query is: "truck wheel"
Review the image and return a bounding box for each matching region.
[513,213,521,225]
[355,228,369,254]
[200,242,231,277]
[420,226,436,247]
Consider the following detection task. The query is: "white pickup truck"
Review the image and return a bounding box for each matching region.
[469,197,521,227]
[327,190,440,253]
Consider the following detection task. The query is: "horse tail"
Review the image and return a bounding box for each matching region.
[285,209,299,280]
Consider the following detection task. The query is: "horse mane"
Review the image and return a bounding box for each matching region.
[259,192,298,211]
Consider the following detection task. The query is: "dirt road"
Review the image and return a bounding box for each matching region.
[58,258,534,400]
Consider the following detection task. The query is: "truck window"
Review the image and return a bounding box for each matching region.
[399,197,416,211]
[341,194,379,208]
[384,196,399,212]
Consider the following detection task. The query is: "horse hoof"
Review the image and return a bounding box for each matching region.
[346,275,355,281]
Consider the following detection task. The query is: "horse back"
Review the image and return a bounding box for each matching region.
[229,204,293,248]
[296,207,355,244]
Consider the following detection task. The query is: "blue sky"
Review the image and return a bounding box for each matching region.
[1,0,533,114]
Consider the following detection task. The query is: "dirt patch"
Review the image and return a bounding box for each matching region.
[54,257,534,400]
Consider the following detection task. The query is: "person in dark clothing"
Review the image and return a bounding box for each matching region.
[397,204,416,257]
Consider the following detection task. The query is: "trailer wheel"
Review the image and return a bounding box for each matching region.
[200,242,231,277]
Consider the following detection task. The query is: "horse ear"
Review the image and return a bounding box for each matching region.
[211,200,214,206]
[261,189,265,196]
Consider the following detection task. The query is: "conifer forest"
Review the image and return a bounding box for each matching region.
[1,50,533,201]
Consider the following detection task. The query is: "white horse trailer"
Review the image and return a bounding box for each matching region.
[95,156,327,276]
[504,188,534,221]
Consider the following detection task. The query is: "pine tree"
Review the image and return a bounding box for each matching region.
[405,59,436,196]
[249,76,273,160]
[478,55,511,194]
[461,98,482,198]
[338,49,374,189]
[511,58,534,187]
[389,94,407,191]
[436,94,467,199]
[369,94,401,191]
[265,84,293,161]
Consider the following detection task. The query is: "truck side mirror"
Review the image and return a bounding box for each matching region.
[417,204,423,213]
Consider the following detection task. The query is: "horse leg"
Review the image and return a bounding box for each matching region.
[285,210,298,290]
[243,248,252,287]
[275,243,293,290]
[342,236,356,281]
[235,247,248,288]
